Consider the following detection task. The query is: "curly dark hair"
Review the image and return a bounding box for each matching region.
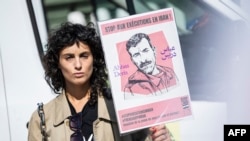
[43,22,110,105]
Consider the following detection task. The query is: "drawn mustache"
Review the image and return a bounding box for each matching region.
[139,60,152,68]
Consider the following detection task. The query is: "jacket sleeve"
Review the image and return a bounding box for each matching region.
[27,110,43,141]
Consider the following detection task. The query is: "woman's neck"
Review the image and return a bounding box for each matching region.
[66,86,91,113]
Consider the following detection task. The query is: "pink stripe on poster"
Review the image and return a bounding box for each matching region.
[118,96,192,132]
[100,10,173,35]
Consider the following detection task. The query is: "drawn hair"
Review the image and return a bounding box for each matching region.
[126,33,154,54]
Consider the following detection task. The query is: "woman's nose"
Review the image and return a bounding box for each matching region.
[74,58,82,70]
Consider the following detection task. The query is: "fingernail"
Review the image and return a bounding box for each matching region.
[152,127,157,133]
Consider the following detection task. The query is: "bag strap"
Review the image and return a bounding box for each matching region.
[37,103,48,141]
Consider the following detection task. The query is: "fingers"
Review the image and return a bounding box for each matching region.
[150,124,171,141]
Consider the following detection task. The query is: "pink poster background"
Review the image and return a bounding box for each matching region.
[116,31,176,93]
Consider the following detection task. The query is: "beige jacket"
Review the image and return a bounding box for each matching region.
[28,92,151,141]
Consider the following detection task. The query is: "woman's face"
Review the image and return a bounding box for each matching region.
[59,42,93,87]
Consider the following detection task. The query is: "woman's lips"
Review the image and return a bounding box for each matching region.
[74,72,84,77]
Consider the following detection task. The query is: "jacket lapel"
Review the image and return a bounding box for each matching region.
[98,96,117,122]
[53,91,71,126]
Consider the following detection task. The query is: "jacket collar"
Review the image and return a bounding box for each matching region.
[97,95,117,122]
[53,90,117,126]
[54,91,71,126]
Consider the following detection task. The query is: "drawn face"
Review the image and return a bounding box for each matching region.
[128,38,156,74]
[59,42,93,88]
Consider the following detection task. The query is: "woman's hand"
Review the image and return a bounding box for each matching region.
[149,124,172,141]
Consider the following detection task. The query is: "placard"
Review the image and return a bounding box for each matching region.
[98,8,193,134]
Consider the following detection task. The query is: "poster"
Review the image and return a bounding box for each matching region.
[98,8,193,134]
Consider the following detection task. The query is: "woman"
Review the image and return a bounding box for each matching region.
[28,22,172,141]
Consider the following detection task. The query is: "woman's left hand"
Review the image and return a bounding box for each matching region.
[149,124,172,141]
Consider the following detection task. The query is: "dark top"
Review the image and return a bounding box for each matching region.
[67,97,97,141]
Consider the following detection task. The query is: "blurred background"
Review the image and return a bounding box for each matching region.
[37,0,250,120]
[32,1,250,140]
